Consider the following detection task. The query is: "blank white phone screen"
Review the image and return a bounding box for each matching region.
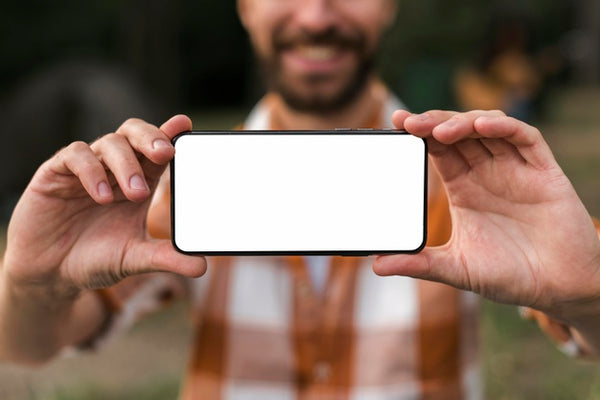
[172,132,426,254]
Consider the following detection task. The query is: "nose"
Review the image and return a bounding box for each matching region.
[293,0,339,33]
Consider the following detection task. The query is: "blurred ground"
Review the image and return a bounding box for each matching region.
[1,88,600,399]
[481,86,600,399]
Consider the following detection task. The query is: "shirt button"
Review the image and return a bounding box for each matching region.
[313,361,331,382]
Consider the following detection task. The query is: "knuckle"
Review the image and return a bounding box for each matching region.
[119,117,143,131]
[470,110,491,119]
[117,118,159,143]
[92,133,127,151]
[67,140,90,153]
[102,132,123,143]
[59,141,91,163]
[430,110,451,120]
[116,118,147,137]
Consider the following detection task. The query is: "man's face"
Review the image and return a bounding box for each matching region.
[238,0,396,114]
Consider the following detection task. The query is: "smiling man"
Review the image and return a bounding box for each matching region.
[241,0,391,115]
[236,0,400,129]
[2,1,600,400]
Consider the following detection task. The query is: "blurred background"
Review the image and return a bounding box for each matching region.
[1,0,600,398]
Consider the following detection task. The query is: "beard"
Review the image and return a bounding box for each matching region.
[257,25,377,115]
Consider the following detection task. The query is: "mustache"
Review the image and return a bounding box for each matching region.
[273,26,366,51]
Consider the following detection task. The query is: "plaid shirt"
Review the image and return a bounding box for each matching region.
[93,88,592,399]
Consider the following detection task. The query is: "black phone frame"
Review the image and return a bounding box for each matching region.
[170,130,428,256]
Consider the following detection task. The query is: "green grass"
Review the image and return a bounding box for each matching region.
[41,376,180,400]
[2,88,600,399]
[482,300,600,399]
[30,302,600,400]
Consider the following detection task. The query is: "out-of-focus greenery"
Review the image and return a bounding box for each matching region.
[379,0,575,112]
[481,87,600,398]
[1,2,599,399]
[0,1,249,110]
[1,0,577,112]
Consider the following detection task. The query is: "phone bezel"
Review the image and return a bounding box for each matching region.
[170,130,428,256]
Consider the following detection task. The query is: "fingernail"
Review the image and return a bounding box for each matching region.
[129,174,148,191]
[415,113,430,121]
[98,181,111,197]
[152,139,171,150]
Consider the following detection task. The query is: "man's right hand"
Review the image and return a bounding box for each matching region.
[2,115,206,302]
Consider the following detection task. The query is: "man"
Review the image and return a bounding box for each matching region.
[1,1,600,399]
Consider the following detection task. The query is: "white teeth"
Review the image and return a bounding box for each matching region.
[296,45,337,61]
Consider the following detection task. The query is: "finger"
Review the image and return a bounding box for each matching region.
[392,110,472,182]
[91,134,150,202]
[391,109,413,130]
[48,141,114,204]
[122,239,207,278]
[115,118,175,166]
[372,247,470,291]
[430,111,505,167]
[427,138,470,183]
[480,138,523,162]
[431,110,506,144]
[147,115,193,183]
[116,115,193,185]
[402,110,460,136]
[113,115,192,166]
[473,116,557,170]
[453,139,494,168]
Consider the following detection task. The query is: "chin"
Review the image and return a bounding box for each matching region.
[282,87,365,114]
[275,74,363,113]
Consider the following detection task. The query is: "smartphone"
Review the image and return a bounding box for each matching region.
[171,130,427,255]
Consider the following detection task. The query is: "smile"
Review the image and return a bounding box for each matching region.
[294,45,340,62]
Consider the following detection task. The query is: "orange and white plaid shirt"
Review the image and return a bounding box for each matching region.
[91,86,596,400]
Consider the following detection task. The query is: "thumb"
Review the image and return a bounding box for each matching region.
[122,239,207,278]
[373,246,469,290]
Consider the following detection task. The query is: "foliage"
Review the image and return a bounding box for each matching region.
[0,0,579,111]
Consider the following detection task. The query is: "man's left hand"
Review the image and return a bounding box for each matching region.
[374,110,600,328]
